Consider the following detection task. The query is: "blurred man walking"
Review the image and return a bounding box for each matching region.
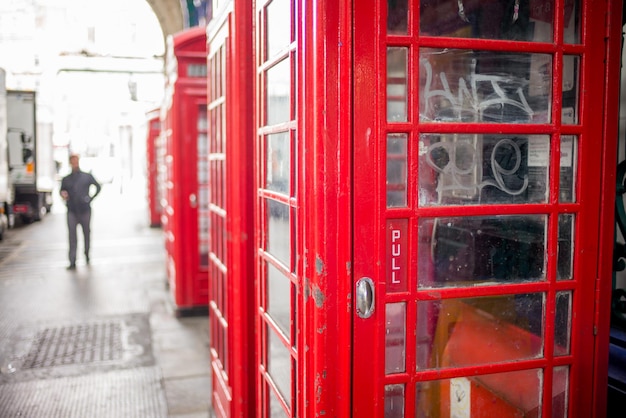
[60,154,101,270]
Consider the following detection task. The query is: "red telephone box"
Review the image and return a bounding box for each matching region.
[146,109,161,228]
[161,26,209,313]
[207,0,622,416]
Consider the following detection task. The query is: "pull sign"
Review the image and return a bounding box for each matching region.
[356,277,375,319]
[387,219,408,293]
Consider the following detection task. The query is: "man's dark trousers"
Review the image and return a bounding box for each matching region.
[68,208,91,265]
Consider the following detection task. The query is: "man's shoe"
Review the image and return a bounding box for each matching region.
[85,255,90,264]
[67,264,76,270]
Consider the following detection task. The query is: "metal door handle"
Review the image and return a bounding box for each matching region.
[189,193,197,208]
[356,277,375,319]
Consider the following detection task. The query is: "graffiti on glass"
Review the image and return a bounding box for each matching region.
[420,57,535,123]
[422,138,529,199]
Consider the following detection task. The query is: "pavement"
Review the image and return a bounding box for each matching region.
[0,179,212,418]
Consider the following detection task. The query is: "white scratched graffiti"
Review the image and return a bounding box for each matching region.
[422,137,529,199]
[420,56,535,122]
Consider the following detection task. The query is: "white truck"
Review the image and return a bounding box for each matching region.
[6,89,55,223]
[0,69,11,238]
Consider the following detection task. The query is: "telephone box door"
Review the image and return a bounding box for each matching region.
[353,0,620,416]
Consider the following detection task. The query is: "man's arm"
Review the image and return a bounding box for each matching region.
[90,175,102,200]
[60,177,69,201]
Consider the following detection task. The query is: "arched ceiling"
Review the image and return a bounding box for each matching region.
[145,0,185,40]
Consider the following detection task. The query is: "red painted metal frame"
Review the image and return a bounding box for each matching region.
[593,0,623,415]
[300,1,353,417]
[146,109,161,228]
[225,1,256,415]
[161,26,209,311]
[255,1,299,415]
[206,0,257,416]
[352,0,622,416]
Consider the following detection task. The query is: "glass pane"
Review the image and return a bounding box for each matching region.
[420,49,552,123]
[386,303,406,374]
[419,134,549,206]
[267,132,290,194]
[266,58,291,125]
[559,136,577,203]
[387,219,408,293]
[269,382,289,417]
[267,200,290,267]
[387,0,408,35]
[268,262,291,337]
[416,295,544,370]
[554,291,572,356]
[562,56,580,125]
[268,326,292,407]
[419,215,547,288]
[557,214,574,280]
[420,1,552,42]
[415,369,543,417]
[564,0,581,44]
[266,0,291,59]
[387,47,408,122]
[553,366,570,417]
[387,133,407,207]
[385,384,405,417]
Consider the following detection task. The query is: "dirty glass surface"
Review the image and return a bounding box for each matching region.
[387,133,408,207]
[416,295,545,370]
[386,302,407,374]
[268,326,292,408]
[419,49,552,123]
[267,263,291,338]
[418,215,547,287]
[415,369,543,417]
[419,134,549,206]
[387,47,408,122]
[420,0,553,42]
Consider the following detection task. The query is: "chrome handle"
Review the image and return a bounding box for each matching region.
[356,277,375,319]
[189,193,197,208]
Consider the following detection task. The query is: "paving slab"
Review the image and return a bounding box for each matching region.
[0,182,212,417]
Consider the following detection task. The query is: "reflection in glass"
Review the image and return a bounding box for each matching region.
[386,303,406,374]
[554,291,572,356]
[387,47,408,122]
[557,215,574,280]
[419,215,547,288]
[266,0,291,59]
[559,136,577,203]
[416,295,544,370]
[419,134,549,206]
[385,384,405,417]
[266,59,291,125]
[564,0,581,44]
[387,0,408,35]
[267,201,290,267]
[420,0,552,42]
[268,326,292,408]
[561,56,580,125]
[553,366,570,417]
[267,132,290,194]
[387,134,407,207]
[269,381,290,417]
[419,49,552,123]
[268,262,291,338]
[415,369,543,417]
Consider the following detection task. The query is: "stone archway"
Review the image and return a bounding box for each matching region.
[144,0,185,39]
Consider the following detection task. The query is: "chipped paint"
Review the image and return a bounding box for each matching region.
[312,284,326,308]
[316,255,325,275]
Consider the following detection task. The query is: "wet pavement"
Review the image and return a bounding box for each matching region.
[0,180,212,418]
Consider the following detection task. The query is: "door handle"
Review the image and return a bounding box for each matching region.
[356,277,375,319]
[189,193,197,208]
